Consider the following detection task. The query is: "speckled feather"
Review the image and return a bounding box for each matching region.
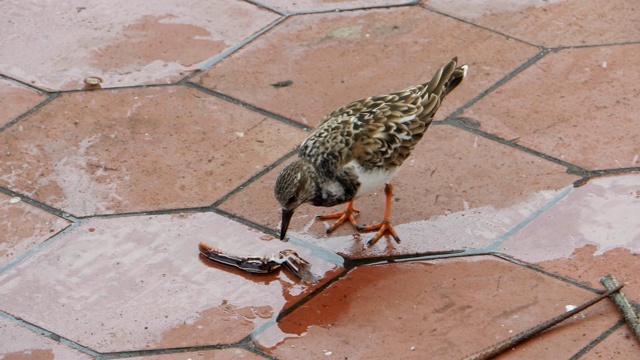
[300,58,466,177]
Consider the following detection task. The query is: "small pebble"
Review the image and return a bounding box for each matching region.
[9,197,21,204]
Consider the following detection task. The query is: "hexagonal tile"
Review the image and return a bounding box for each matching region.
[0,86,307,217]
[0,193,71,269]
[258,0,415,13]
[0,212,341,352]
[220,125,579,258]
[259,256,620,359]
[424,0,640,47]
[465,45,640,171]
[0,79,47,128]
[0,316,92,359]
[193,7,539,127]
[0,0,280,91]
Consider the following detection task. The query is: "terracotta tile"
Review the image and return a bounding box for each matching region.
[424,0,640,47]
[0,212,341,352]
[0,193,70,269]
[220,125,579,258]
[0,79,47,128]
[260,256,619,359]
[127,348,265,360]
[581,326,640,360]
[499,174,640,258]
[465,45,640,171]
[540,246,640,305]
[193,7,539,127]
[0,86,307,216]
[258,0,414,13]
[0,0,280,91]
[0,316,92,359]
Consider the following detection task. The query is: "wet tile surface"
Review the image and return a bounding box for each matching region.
[499,174,640,259]
[0,193,70,269]
[0,86,307,216]
[0,212,340,352]
[465,45,640,171]
[221,125,579,258]
[0,79,47,128]
[259,0,415,13]
[0,316,92,360]
[1,1,639,358]
[194,7,539,127]
[127,348,266,360]
[424,0,640,47]
[0,0,280,91]
[261,256,620,359]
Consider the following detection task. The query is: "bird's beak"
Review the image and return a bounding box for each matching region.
[280,208,294,240]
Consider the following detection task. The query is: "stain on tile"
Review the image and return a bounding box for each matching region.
[0,0,280,90]
[0,212,341,352]
[89,15,226,87]
[0,86,307,216]
[195,7,539,127]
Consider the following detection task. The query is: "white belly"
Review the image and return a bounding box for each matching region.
[349,161,398,198]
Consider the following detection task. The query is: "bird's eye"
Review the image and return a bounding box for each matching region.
[288,195,296,204]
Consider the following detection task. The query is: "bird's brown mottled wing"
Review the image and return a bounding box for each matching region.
[299,59,464,177]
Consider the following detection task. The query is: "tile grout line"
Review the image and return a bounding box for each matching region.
[0,186,76,221]
[0,73,52,95]
[0,310,275,360]
[181,16,290,81]
[0,311,100,358]
[0,93,59,133]
[211,148,300,208]
[443,119,589,178]
[484,185,574,252]
[184,82,310,131]
[569,320,626,359]
[274,0,422,16]
[0,220,83,274]
[420,5,542,49]
[446,48,551,120]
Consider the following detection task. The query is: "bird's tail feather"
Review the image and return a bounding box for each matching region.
[424,57,468,99]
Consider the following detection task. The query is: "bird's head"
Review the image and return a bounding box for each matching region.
[274,159,318,240]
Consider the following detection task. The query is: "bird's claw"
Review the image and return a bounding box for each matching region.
[360,221,401,246]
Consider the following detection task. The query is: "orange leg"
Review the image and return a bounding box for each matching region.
[317,201,360,234]
[358,183,400,246]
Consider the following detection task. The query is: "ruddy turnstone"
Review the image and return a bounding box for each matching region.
[275,58,468,246]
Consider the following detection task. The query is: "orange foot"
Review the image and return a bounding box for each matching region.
[359,183,401,246]
[317,201,360,234]
[359,220,400,246]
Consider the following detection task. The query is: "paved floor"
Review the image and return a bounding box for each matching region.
[1,0,639,359]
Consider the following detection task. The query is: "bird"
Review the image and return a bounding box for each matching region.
[275,58,468,246]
